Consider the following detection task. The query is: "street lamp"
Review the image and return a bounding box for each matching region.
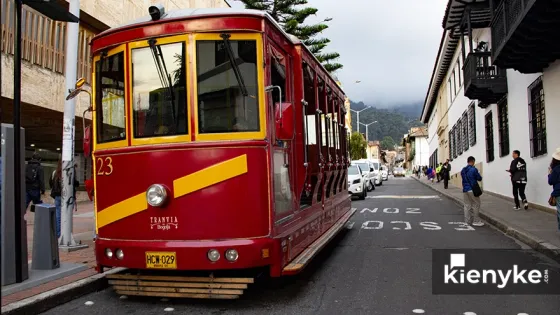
[359,121,378,142]
[349,107,372,134]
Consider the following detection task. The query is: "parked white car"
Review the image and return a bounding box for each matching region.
[351,160,375,191]
[368,159,383,186]
[347,164,367,199]
[380,165,388,181]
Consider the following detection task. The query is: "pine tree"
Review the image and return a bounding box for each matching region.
[238,0,343,73]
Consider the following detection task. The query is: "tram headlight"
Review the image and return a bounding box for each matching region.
[105,248,113,259]
[225,249,238,262]
[115,249,124,260]
[146,184,167,207]
[207,249,220,262]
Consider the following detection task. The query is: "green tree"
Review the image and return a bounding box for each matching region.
[349,132,367,160]
[238,0,343,73]
[380,136,395,150]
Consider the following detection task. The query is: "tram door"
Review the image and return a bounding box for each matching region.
[267,44,295,225]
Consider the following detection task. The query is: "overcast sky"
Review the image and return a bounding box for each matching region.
[228,0,448,106]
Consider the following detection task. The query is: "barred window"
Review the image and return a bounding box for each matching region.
[485,111,494,162]
[448,130,453,161]
[452,126,458,159]
[457,120,463,156]
[462,111,469,152]
[468,102,476,146]
[528,76,547,157]
[497,96,510,157]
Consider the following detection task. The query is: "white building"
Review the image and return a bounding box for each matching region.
[421,0,560,211]
[403,127,429,169]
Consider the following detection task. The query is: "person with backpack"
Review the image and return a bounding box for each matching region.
[25,152,44,210]
[461,156,484,227]
[507,150,528,210]
[49,160,62,238]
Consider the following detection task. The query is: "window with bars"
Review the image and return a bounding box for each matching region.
[468,102,476,146]
[462,111,469,152]
[457,120,463,156]
[528,76,547,157]
[497,96,510,157]
[485,111,494,162]
[452,126,458,159]
[448,130,453,161]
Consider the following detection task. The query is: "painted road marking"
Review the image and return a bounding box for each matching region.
[360,207,422,214]
[366,195,440,199]
[360,221,477,231]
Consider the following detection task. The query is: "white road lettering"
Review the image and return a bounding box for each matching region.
[391,221,412,230]
[360,208,378,213]
[406,208,421,214]
[383,208,399,213]
[420,222,442,230]
[362,221,383,230]
[449,222,476,231]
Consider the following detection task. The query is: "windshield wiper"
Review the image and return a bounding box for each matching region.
[148,39,176,124]
[220,33,248,97]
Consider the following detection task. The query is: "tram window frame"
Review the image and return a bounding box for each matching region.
[302,63,317,163]
[129,37,190,144]
[94,47,128,149]
[193,33,265,141]
[318,78,328,159]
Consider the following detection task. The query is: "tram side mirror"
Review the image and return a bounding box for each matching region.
[274,102,294,140]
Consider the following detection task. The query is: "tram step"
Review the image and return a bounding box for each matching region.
[106,274,254,299]
[282,207,357,276]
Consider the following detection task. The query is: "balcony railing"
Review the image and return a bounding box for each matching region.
[491,0,535,57]
[463,51,507,107]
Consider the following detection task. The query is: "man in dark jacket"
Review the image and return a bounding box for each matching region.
[461,156,484,226]
[442,159,451,189]
[507,150,528,210]
[25,153,44,211]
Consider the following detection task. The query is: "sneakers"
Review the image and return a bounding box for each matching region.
[513,206,521,210]
[472,221,485,227]
[523,200,529,210]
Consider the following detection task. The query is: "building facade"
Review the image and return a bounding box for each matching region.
[421,0,560,210]
[1,0,229,198]
[366,140,380,160]
[403,127,429,170]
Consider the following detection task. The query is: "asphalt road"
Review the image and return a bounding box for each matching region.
[42,176,560,315]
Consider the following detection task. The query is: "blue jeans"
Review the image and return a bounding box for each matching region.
[55,196,61,238]
[556,202,560,231]
[26,189,42,210]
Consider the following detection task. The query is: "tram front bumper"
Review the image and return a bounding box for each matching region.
[95,238,275,271]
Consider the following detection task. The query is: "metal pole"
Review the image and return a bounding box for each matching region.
[13,0,23,283]
[59,0,81,248]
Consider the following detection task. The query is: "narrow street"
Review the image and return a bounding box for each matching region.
[42,177,560,315]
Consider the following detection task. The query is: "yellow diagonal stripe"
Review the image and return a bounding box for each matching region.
[97,193,147,228]
[173,154,248,198]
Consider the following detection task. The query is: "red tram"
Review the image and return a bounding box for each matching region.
[85,5,355,299]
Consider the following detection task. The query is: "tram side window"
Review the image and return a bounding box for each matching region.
[303,64,317,150]
[95,52,126,143]
[196,40,259,133]
[270,51,287,104]
[131,42,188,138]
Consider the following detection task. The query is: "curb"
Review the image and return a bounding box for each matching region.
[411,176,560,264]
[1,267,125,315]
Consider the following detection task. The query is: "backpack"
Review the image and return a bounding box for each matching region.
[26,164,38,185]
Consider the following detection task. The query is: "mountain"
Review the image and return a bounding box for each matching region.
[349,100,425,145]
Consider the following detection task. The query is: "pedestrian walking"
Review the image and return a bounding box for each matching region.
[442,159,451,189]
[507,150,528,210]
[461,156,484,226]
[49,160,62,238]
[548,147,560,232]
[25,152,44,211]
[436,163,443,182]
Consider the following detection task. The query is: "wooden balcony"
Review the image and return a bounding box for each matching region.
[491,0,560,73]
[463,51,507,108]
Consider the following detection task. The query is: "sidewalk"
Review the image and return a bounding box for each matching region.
[412,176,560,262]
[2,201,97,307]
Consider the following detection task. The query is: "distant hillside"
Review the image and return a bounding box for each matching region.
[349,100,425,144]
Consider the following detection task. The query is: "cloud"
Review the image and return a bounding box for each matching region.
[229,0,448,106]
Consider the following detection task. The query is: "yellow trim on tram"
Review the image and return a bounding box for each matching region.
[192,33,266,142]
[127,34,193,146]
[92,44,129,152]
[97,192,148,229]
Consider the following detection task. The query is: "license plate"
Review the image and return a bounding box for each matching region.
[145,252,177,269]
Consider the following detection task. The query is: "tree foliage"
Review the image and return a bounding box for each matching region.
[238,0,342,73]
[380,136,395,150]
[349,132,367,160]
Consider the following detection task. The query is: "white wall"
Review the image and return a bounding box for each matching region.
[427,107,439,163]
[428,26,560,209]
